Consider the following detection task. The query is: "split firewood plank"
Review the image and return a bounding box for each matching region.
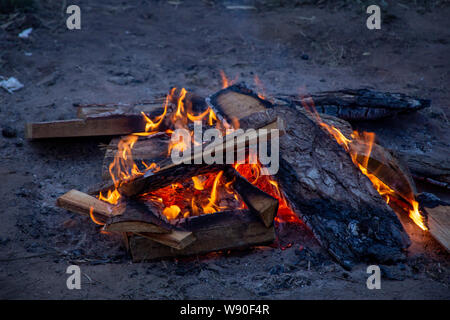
[209,84,410,267]
[207,83,272,122]
[25,115,146,139]
[277,88,430,120]
[425,206,450,252]
[136,231,196,250]
[224,167,278,228]
[128,209,275,261]
[56,189,125,222]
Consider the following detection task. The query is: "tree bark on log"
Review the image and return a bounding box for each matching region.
[274,106,411,267]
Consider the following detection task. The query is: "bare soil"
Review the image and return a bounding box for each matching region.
[0,0,449,299]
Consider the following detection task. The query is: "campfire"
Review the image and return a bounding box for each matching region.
[26,73,440,268]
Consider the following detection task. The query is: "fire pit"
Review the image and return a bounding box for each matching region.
[26,76,446,269]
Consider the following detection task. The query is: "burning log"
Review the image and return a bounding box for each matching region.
[26,93,206,140]
[100,109,282,181]
[116,122,281,197]
[278,89,430,120]
[56,189,125,222]
[127,209,275,261]
[275,107,411,266]
[209,84,411,267]
[102,132,170,180]
[92,115,283,198]
[424,206,450,252]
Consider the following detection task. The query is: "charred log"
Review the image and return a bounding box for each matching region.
[277,89,430,120]
[274,106,411,267]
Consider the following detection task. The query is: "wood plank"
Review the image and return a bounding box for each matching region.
[25,115,145,139]
[426,206,450,252]
[207,83,272,122]
[76,102,165,119]
[56,189,125,221]
[129,210,275,261]
[136,231,196,250]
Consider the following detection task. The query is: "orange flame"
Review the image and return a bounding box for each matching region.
[202,171,224,214]
[234,160,302,224]
[192,176,204,190]
[89,206,105,226]
[98,81,300,226]
[219,70,238,89]
[163,205,181,220]
[253,75,267,100]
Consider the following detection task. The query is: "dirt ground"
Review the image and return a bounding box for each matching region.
[0,0,449,299]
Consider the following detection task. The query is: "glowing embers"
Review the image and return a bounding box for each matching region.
[139,170,243,221]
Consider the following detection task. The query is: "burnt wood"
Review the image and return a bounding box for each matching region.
[102,132,170,180]
[277,88,430,120]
